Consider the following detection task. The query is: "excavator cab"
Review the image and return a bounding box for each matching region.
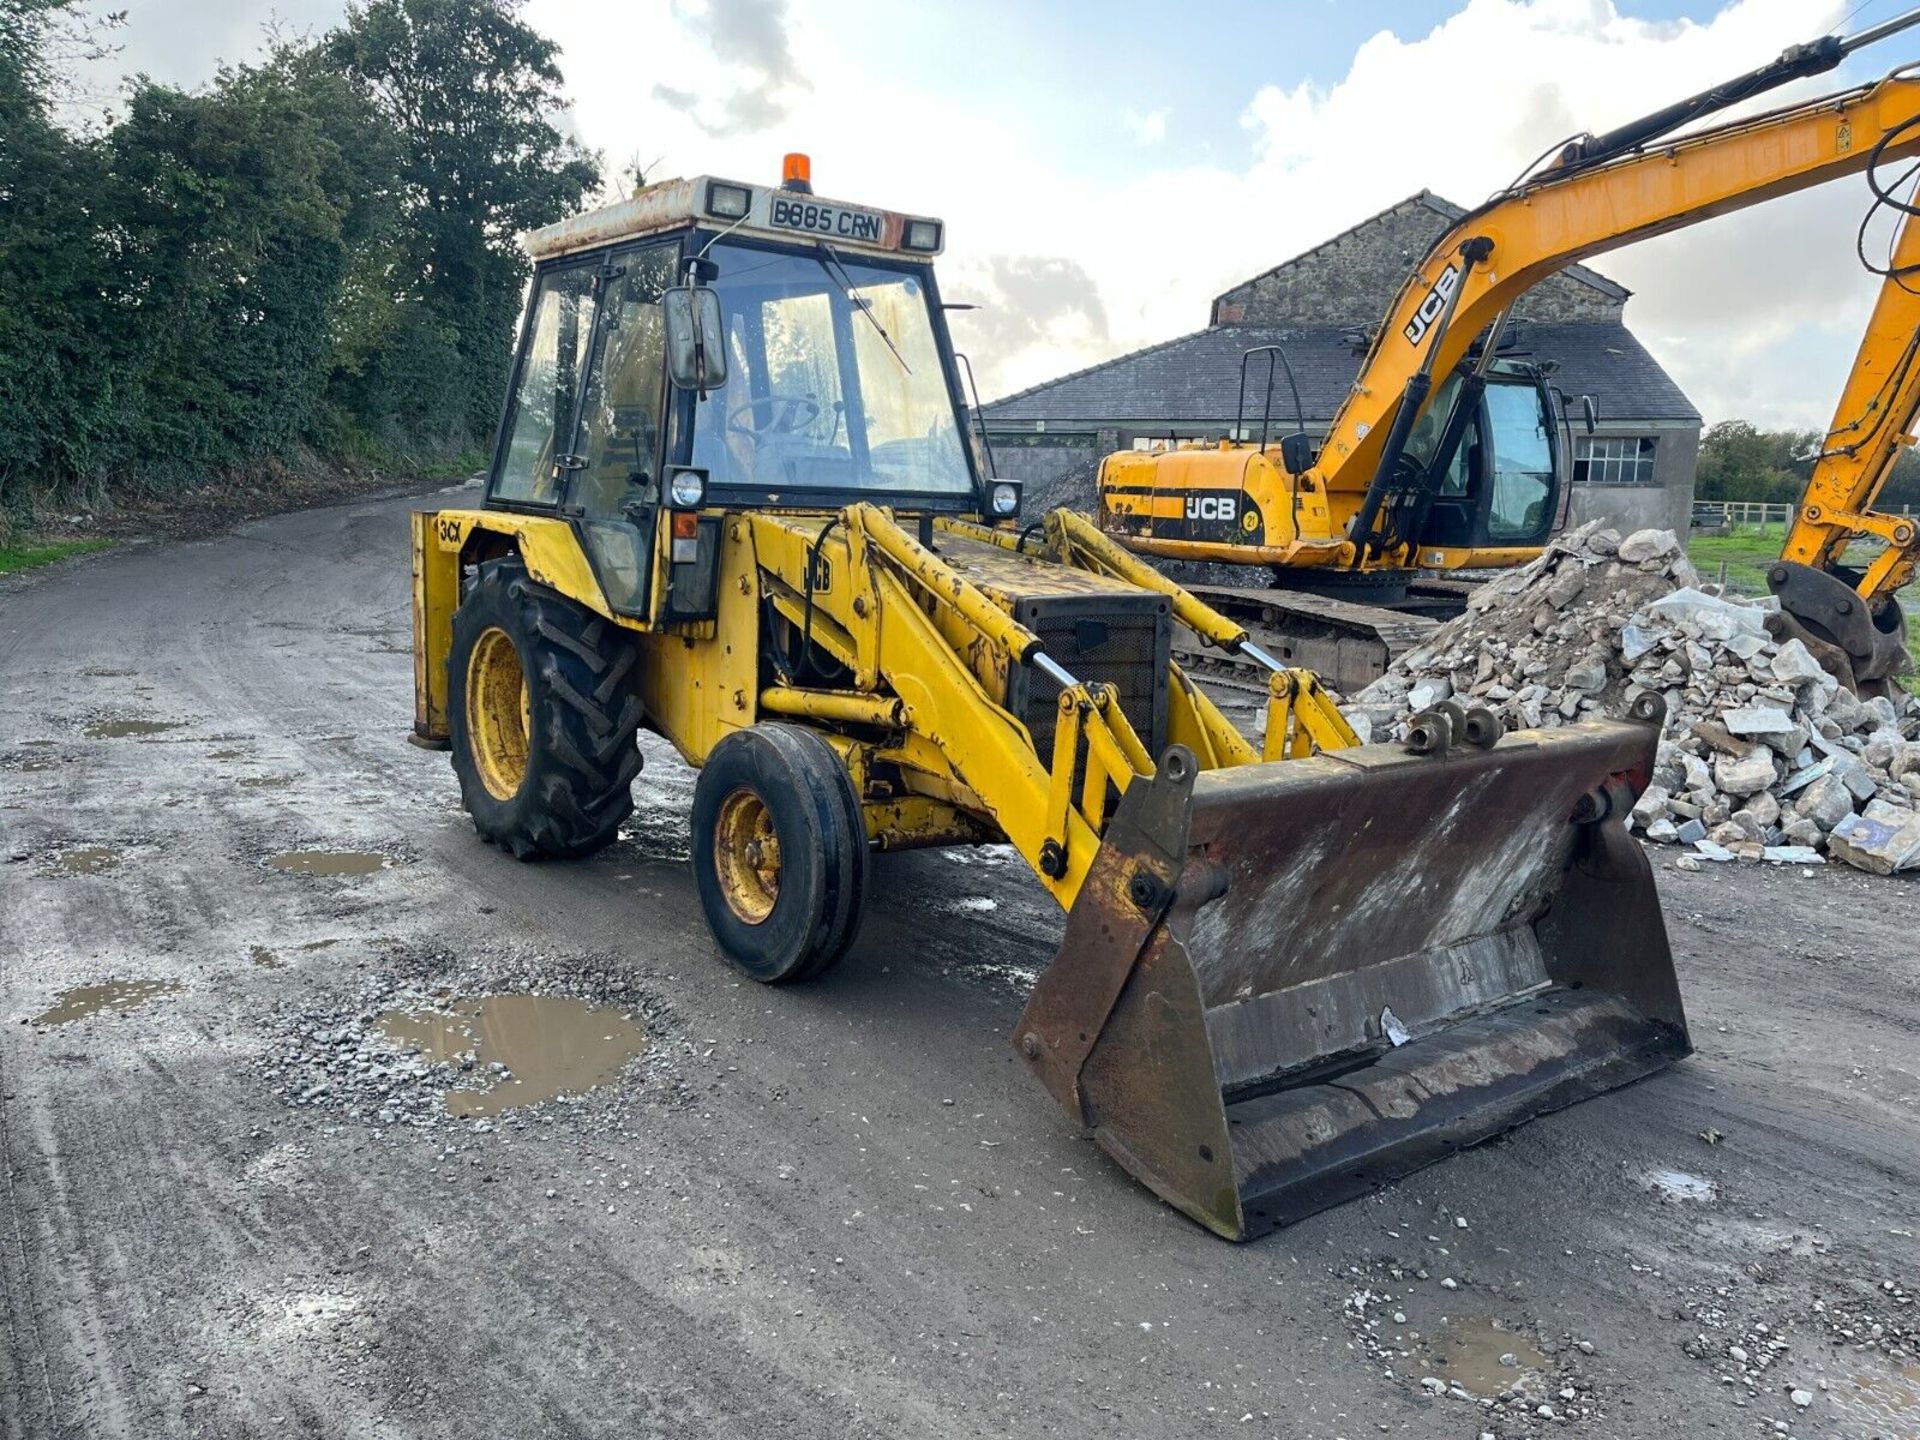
[1396,361,1562,558]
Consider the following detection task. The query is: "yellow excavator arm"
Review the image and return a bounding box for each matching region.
[1100,19,1920,592]
[1769,204,1920,692]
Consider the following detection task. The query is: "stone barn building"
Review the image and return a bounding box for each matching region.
[982,192,1700,536]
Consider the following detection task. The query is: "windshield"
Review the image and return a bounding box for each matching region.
[687,242,973,498]
[1483,380,1554,542]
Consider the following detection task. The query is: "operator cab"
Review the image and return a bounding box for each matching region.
[483,158,1009,620]
[1398,361,1563,554]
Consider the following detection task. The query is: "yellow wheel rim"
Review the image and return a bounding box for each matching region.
[466,626,531,802]
[713,787,780,925]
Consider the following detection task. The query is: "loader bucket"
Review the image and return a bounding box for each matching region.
[1015,712,1688,1239]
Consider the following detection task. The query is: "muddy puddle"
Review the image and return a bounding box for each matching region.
[1643,1168,1718,1203]
[376,995,647,1118]
[50,845,123,875]
[1824,1354,1920,1431]
[84,717,183,739]
[33,979,182,1026]
[265,850,389,876]
[250,946,284,969]
[238,774,298,791]
[1417,1316,1551,1398]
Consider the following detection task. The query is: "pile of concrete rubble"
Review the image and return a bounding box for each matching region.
[1354,520,1920,875]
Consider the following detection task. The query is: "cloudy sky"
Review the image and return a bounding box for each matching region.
[58,0,1920,428]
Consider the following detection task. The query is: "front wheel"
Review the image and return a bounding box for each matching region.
[690,724,868,983]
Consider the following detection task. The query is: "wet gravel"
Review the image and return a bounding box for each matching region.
[255,944,689,1134]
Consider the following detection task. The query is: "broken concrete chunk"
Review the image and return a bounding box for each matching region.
[1781,816,1823,847]
[1714,750,1778,797]
[1543,566,1588,609]
[1722,704,1796,737]
[1407,677,1452,710]
[1675,817,1708,843]
[1617,529,1680,564]
[1630,786,1672,829]
[1761,845,1824,864]
[1769,638,1828,686]
[1827,810,1920,875]
[1779,757,1835,796]
[1565,657,1609,693]
[1692,839,1737,862]
[1794,773,1856,832]
[1831,753,1881,802]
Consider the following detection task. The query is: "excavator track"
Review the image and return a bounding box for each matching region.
[1179,584,1444,694]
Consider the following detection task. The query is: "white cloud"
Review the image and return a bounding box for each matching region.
[1122,106,1168,146]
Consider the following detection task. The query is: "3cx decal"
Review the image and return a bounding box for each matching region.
[435,516,464,547]
[1403,262,1461,346]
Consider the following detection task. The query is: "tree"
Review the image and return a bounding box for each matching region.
[1694,420,1812,505]
[322,0,599,443]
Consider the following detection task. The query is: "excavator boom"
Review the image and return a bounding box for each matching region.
[1768,203,1920,694]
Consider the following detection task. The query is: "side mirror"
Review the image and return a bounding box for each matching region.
[663,286,728,394]
[1580,395,1599,435]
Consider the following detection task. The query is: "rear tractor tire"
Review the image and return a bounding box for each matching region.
[691,724,869,983]
[447,558,644,860]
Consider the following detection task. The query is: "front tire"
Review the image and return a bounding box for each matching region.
[447,558,643,860]
[691,724,868,983]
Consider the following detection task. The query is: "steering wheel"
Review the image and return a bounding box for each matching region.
[727,394,822,438]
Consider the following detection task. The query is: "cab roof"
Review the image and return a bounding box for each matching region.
[523,175,945,263]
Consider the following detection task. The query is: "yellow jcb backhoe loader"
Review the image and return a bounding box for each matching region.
[1767,200,1920,697]
[1098,9,1920,693]
[409,155,1686,1238]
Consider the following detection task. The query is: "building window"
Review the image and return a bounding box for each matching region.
[1573,435,1658,485]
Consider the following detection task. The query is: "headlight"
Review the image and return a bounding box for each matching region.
[669,468,707,508]
[705,181,752,220]
[903,218,943,252]
[989,481,1021,518]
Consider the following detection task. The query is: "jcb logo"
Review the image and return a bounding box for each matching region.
[1184,495,1237,522]
[807,551,832,593]
[1403,262,1460,346]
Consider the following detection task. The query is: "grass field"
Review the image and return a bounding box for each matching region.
[1688,523,1919,692]
[0,538,112,576]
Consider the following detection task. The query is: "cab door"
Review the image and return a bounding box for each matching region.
[563,241,683,617]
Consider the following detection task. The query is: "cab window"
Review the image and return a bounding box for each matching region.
[570,243,680,519]
[493,263,599,506]
[1484,383,1555,542]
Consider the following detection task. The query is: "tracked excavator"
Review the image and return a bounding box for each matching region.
[409,155,1692,1238]
[1099,8,1920,696]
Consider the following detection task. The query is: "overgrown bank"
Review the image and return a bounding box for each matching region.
[0,0,600,538]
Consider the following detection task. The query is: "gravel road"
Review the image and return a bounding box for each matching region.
[3,486,1916,1440]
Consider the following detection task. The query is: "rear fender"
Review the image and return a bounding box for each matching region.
[409,509,614,745]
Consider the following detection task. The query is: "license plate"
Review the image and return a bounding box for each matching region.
[766,194,886,245]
